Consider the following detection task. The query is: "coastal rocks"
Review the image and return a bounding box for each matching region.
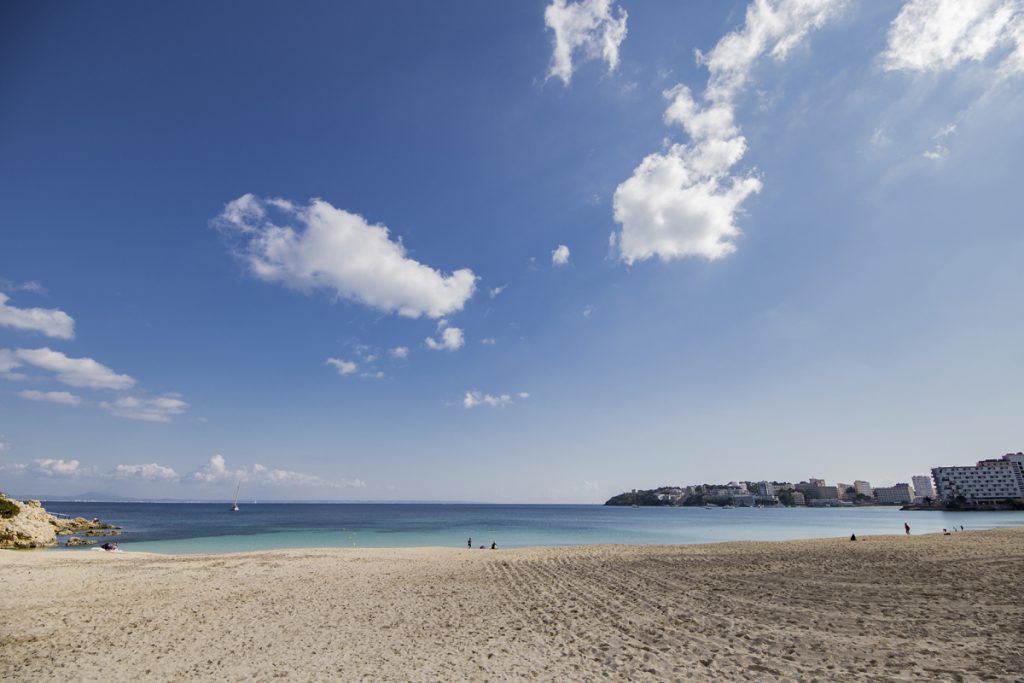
[0,493,118,549]
[51,517,120,535]
[0,497,58,549]
[64,537,97,547]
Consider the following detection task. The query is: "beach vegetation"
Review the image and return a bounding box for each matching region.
[0,497,20,519]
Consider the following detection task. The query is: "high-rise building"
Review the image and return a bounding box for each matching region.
[932,453,1024,503]
[911,475,936,500]
[853,480,873,497]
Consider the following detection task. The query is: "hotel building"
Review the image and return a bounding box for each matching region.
[931,453,1024,503]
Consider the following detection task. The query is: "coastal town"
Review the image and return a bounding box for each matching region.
[606,452,1024,509]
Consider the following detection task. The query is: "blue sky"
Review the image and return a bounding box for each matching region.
[1,0,1022,501]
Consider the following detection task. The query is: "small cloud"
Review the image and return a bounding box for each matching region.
[101,395,190,423]
[361,370,385,379]
[551,244,571,266]
[0,434,8,452]
[545,0,629,85]
[17,390,83,406]
[489,284,507,298]
[0,279,47,294]
[463,390,530,409]
[582,305,594,318]
[389,346,410,359]
[327,357,358,375]
[425,320,465,351]
[481,337,497,345]
[0,294,74,339]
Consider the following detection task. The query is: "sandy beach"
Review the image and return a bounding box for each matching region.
[2,529,1023,682]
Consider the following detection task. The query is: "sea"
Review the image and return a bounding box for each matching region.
[39,501,1024,555]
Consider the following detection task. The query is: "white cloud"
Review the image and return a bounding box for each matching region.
[489,284,507,298]
[551,244,571,266]
[612,0,844,264]
[0,293,75,339]
[0,435,8,452]
[100,395,189,423]
[111,463,179,481]
[28,458,91,478]
[582,305,594,318]
[481,337,497,345]
[214,194,477,319]
[8,347,135,390]
[463,390,530,408]
[327,357,358,375]
[545,0,628,85]
[17,390,83,406]
[185,454,365,489]
[425,321,465,351]
[389,346,410,359]
[882,0,1024,76]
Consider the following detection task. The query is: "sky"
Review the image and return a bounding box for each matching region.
[1,0,1022,502]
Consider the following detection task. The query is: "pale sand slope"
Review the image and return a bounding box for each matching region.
[2,530,1023,682]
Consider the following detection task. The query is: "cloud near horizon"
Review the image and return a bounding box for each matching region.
[612,0,844,264]
[1,454,365,490]
[545,0,628,85]
[214,194,477,319]
[0,293,75,339]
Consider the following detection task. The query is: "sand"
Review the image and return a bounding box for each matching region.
[2,529,1023,682]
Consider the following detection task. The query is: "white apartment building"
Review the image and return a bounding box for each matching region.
[932,453,1024,503]
[911,475,936,500]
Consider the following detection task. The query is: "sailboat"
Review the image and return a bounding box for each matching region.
[229,482,240,512]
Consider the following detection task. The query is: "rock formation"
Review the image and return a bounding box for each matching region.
[0,496,58,548]
[0,492,120,549]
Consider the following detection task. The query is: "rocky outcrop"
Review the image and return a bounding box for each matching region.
[0,494,119,549]
[64,536,97,546]
[0,497,58,548]
[51,517,120,535]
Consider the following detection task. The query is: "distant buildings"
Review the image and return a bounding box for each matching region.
[932,453,1024,503]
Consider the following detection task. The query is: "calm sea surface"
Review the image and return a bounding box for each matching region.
[40,502,1024,555]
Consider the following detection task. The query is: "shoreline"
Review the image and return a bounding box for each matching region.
[3,528,1022,680]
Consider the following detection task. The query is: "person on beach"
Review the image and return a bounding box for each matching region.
[491,542,497,549]
[467,537,472,549]
[101,542,118,551]
[904,522,910,535]
[850,533,856,541]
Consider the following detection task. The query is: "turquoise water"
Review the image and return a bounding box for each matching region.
[41,502,1024,555]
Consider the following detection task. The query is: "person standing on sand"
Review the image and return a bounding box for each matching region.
[467,537,472,549]
[904,522,910,535]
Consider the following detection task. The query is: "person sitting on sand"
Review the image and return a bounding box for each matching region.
[850,533,856,541]
[101,542,118,552]
[491,542,497,549]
